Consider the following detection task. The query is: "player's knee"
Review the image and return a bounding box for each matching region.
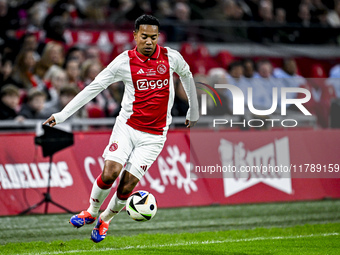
[102,161,122,183]
[118,180,138,195]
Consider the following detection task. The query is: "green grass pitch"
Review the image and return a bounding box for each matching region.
[0,200,339,254]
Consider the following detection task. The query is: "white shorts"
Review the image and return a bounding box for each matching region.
[102,116,167,179]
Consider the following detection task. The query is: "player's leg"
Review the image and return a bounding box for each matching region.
[91,131,166,242]
[100,167,140,222]
[91,170,139,242]
[70,116,132,228]
[87,160,123,216]
[69,160,123,228]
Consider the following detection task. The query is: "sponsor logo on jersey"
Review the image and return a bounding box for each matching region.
[157,64,167,74]
[220,137,292,197]
[137,68,144,74]
[146,68,156,76]
[136,79,169,90]
[109,142,118,152]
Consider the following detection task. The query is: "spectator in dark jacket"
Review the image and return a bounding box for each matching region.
[0,84,20,120]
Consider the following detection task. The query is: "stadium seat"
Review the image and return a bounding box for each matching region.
[311,64,327,78]
[195,44,210,59]
[110,44,130,60]
[179,42,195,65]
[179,42,194,56]
[87,104,105,118]
[215,50,234,69]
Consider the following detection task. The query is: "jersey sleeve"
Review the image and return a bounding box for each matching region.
[167,48,199,122]
[53,52,128,124]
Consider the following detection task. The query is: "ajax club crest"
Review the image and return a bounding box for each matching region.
[157,64,167,74]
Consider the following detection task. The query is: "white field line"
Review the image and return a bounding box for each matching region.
[21,232,339,255]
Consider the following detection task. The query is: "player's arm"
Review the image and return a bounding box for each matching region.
[44,54,126,127]
[169,49,199,128]
[181,75,199,128]
[43,81,106,126]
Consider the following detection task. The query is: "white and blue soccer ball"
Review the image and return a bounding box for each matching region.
[126,190,157,221]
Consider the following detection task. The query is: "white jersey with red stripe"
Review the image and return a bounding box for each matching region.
[53,45,199,135]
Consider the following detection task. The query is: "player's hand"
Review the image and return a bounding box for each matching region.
[43,115,57,127]
[185,119,197,128]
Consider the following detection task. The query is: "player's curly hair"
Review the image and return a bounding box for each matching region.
[135,14,160,31]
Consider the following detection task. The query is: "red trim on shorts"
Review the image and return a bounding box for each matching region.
[117,191,132,200]
[96,175,112,189]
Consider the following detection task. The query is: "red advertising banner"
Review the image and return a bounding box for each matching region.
[0,129,339,216]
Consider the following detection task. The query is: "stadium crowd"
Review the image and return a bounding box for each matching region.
[0,0,339,129]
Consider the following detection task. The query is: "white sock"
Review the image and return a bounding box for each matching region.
[87,180,111,217]
[101,192,127,223]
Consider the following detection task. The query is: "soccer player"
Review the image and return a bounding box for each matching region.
[43,14,199,243]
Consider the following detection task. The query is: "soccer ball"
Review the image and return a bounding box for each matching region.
[126,190,157,221]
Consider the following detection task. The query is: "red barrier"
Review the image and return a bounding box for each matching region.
[0,129,339,216]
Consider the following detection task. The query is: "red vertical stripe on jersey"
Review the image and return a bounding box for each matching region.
[127,45,170,135]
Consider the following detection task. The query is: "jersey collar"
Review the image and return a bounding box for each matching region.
[134,44,160,62]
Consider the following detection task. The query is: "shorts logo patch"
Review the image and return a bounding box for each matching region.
[109,142,118,152]
[141,165,147,171]
[157,64,167,74]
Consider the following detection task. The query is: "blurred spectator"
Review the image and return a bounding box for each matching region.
[154,0,173,20]
[257,0,274,22]
[42,86,86,119]
[252,59,282,110]
[109,0,134,23]
[124,0,152,21]
[65,46,86,64]
[0,84,20,120]
[81,59,103,86]
[107,82,124,117]
[19,33,40,54]
[81,59,118,117]
[241,58,257,98]
[297,3,311,26]
[329,64,340,78]
[171,77,189,117]
[273,58,306,99]
[0,0,39,51]
[327,0,340,27]
[326,64,340,98]
[248,0,276,42]
[64,59,84,89]
[227,61,248,90]
[273,7,293,43]
[11,49,38,90]
[85,45,102,64]
[301,75,336,127]
[43,65,68,109]
[44,16,67,45]
[244,0,261,20]
[207,67,231,115]
[275,8,286,24]
[293,3,315,44]
[242,58,256,78]
[34,41,65,80]
[43,0,85,32]
[18,88,48,119]
[26,0,49,31]
[163,2,192,42]
[79,0,108,24]
[0,53,16,88]
[225,61,250,112]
